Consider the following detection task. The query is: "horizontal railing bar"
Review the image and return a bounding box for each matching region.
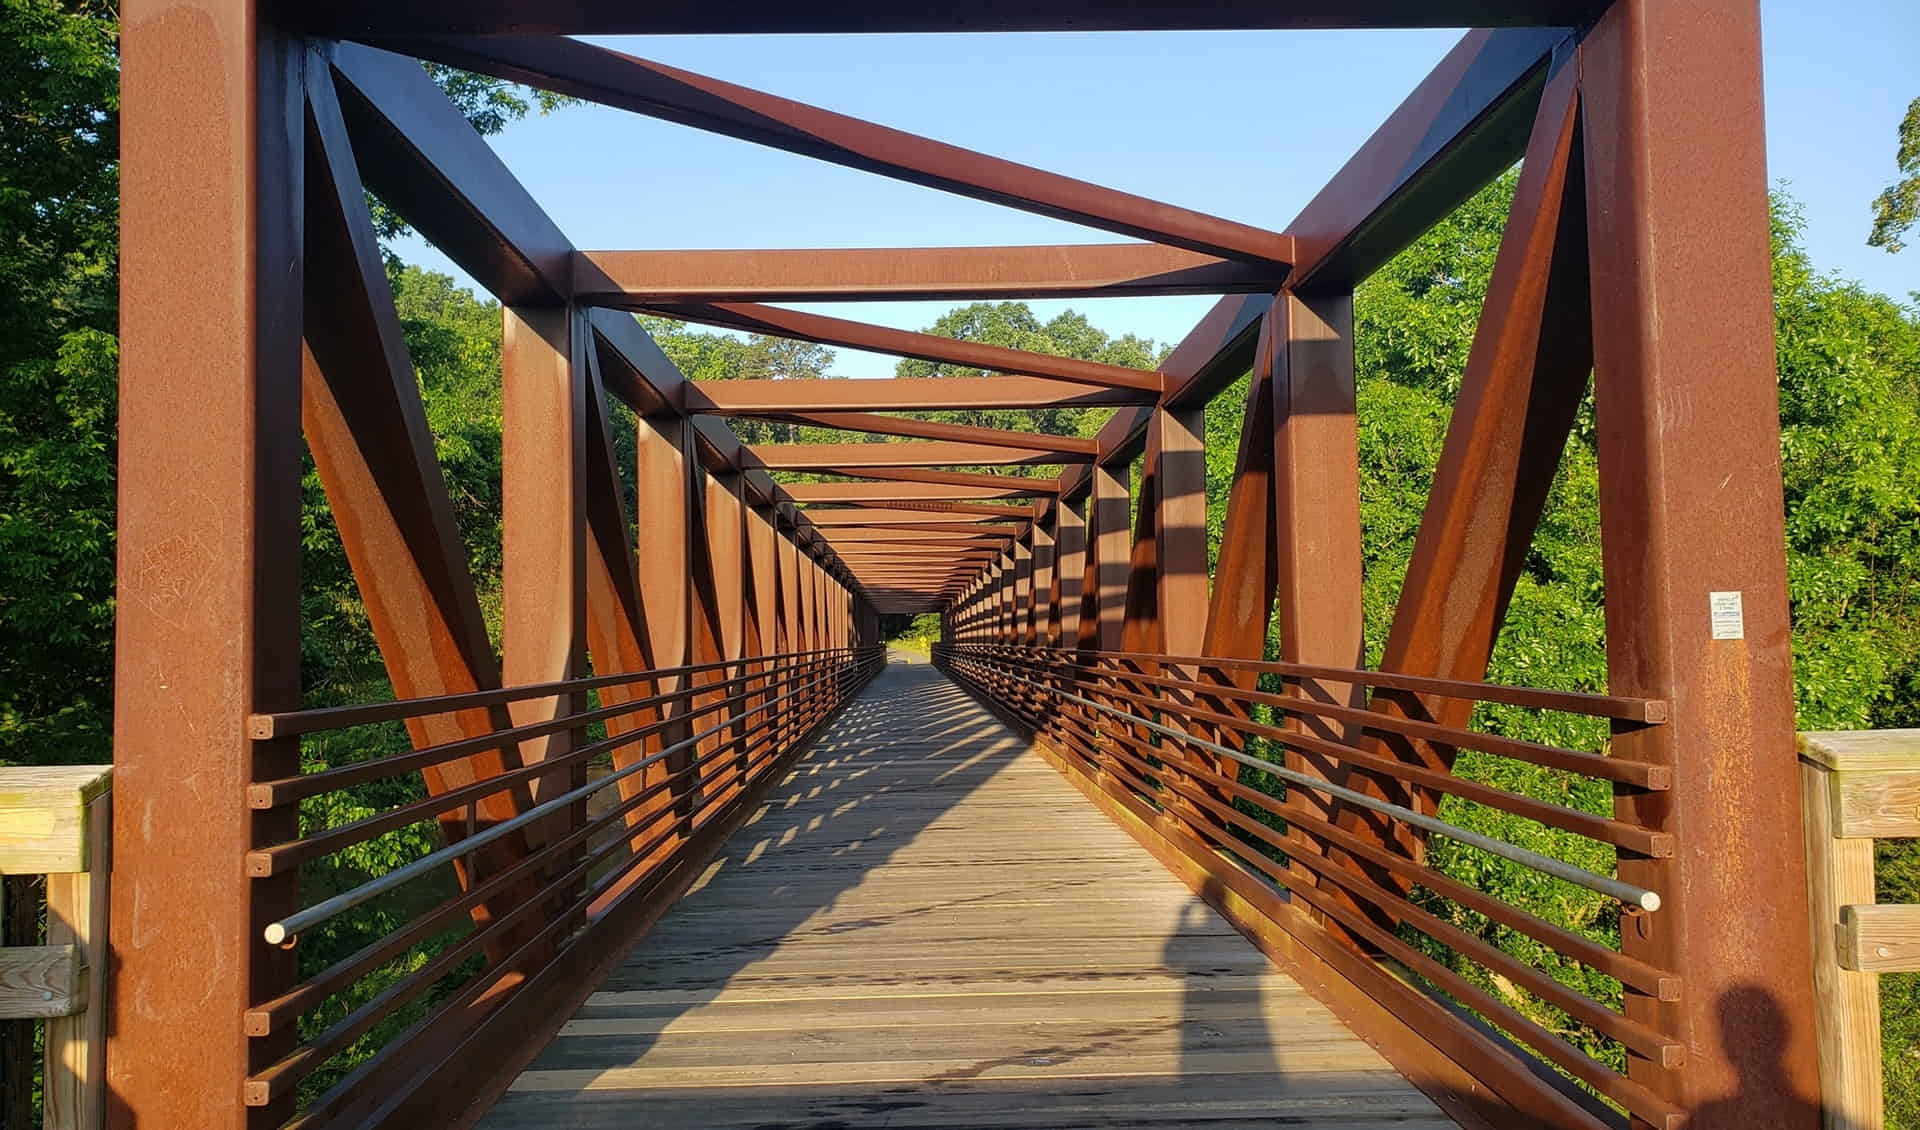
[250,645,862,738]
[1088,727,1680,1062]
[957,643,1667,723]
[274,662,868,1126]
[940,652,1661,910]
[248,651,846,808]
[944,655,1682,1126]
[1172,788,1681,1124]
[1098,711,1678,997]
[247,692,834,1091]
[1058,653,1668,789]
[1042,662,1668,856]
[245,657,845,873]
[258,654,879,944]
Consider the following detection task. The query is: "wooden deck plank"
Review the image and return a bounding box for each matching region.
[477,660,1449,1129]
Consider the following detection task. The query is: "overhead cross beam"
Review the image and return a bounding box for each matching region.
[777,466,1062,494]
[785,481,1044,503]
[689,377,1151,414]
[576,244,1286,304]
[378,35,1294,265]
[801,508,1030,527]
[746,441,1085,471]
[734,410,1098,456]
[654,302,1162,392]
[311,4,1608,38]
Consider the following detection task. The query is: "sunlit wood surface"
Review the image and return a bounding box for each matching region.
[479,657,1449,1128]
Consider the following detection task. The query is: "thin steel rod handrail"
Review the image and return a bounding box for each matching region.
[944,653,1661,911]
[259,653,879,944]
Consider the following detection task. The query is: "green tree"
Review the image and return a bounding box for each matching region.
[0,0,572,765]
[1868,95,1920,253]
[0,0,120,765]
[633,313,834,446]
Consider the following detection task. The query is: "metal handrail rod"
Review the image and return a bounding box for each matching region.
[943,652,1661,911]
[260,653,880,944]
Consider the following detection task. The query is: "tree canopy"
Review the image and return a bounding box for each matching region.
[1868,95,1920,254]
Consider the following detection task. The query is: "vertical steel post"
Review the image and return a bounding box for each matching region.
[1054,495,1086,647]
[1268,290,1367,915]
[1580,2,1820,1122]
[636,412,694,854]
[502,306,588,814]
[1079,464,1130,651]
[1030,512,1056,646]
[112,4,302,1126]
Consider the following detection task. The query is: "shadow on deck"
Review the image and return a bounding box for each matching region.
[477,656,1451,1129]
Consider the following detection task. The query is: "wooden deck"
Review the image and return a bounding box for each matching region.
[478,654,1450,1129]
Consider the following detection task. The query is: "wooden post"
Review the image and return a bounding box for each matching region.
[1799,729,1920,1130]
[0,768,113,1130]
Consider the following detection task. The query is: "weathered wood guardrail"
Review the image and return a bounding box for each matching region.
[1801,731,1920,1130]
[0,766,110,1130]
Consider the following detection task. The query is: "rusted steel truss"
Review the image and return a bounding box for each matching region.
[113,3,1813,1130]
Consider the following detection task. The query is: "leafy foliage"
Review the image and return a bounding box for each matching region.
[0,0,119,766]
[1868,95,1920,254]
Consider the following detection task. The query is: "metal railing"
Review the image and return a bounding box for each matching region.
[937,642,1681,1129]
[238,646,882,1124]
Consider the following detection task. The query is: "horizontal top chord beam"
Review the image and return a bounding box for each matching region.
[309,3,1606,35]
[576,244,1286,304]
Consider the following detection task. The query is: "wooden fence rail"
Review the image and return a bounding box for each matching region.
[0,766,111,1130]
[1800,730,1920,1130]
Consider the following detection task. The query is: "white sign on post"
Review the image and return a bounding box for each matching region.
[1709,591,1745,641]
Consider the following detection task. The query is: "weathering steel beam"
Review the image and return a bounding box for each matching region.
[654,303,1162,392]
[746,441,1086,471]
[383,35,1295,265]
[743,411,1098,455]
[689,377,1151,414]
[575,244,1286,303]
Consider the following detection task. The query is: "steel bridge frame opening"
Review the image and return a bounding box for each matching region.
[110,2,1814,1128]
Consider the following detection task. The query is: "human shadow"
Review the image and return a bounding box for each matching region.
[1692,985,1828,1130]
[1165,884,1280,1087]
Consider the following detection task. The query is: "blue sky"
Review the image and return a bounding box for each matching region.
[394,1,1919,375]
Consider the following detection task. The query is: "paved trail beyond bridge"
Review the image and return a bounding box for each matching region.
[479,658,1449,1128]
